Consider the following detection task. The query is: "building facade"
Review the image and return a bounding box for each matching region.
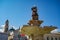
[0,32,8,40]
[44,33,60,40]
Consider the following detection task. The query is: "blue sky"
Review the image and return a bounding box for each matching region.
[0,0,60,29]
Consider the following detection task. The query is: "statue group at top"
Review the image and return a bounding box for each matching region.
[28,6,43,26]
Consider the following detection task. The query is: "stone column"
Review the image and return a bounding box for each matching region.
[57,37,59,40]
[53,37,55,40]
[49,36,51,40]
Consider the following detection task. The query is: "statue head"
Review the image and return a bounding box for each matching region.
[31,6,37,12]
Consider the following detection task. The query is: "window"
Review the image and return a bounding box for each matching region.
[59,37,60,40]
[51,37,53,40]
[36,39,39,40]
[55,38,57,40]
[10,39,13,40]
[47,37,49,40]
